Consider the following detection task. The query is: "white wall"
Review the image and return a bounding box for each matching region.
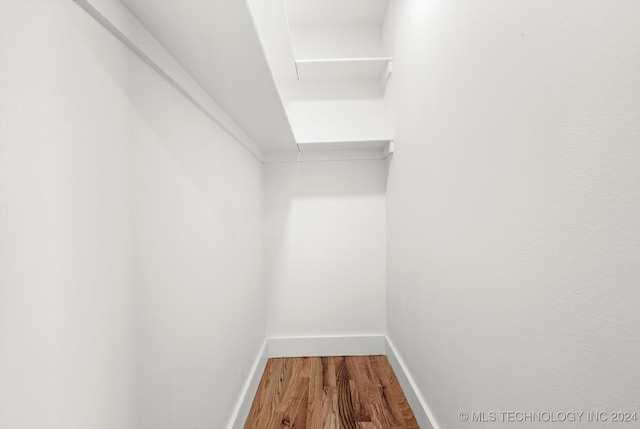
[130,29,264,429]
[0,2,136,427]
[280,79,386,143]
[263,161,387,338]
[384,1,640,428]
[285,97,386,143]
[0,2,264,428]
[290,25,383,59]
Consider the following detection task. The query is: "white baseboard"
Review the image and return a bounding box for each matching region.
[385,337,440,429]
[227,335,438,429]
[225,339,268,429]
[269,335,387,357]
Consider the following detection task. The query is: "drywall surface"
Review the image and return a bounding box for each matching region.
[0,1,265,429]
[290,25,384,59]
[263,161,386,338]
[0,2,136,427]
[281,80,386,143]
[131,30,264,429]
[384,1,640,428]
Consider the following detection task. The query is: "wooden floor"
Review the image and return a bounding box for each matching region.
[245,355,419,429]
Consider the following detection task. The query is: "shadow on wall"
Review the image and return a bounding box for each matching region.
[267,159,388,199]
[263,160,388,337]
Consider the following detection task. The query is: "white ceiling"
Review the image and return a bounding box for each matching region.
[285,0,389,27]
[120,0,298,153]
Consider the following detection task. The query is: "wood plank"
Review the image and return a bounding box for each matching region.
[322,386,340,429]
[370,356,406,426]
[345,357,372,423]
[274,358,309,428]
[322,356,337,387]
[298,356,311,377]
[244,355,419,429]
[306,401,323,428]
[336,357,356,429]
[309,357,324,402]
[377,356,419,429]
[245,358,283,429]
[244,359,274,429]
